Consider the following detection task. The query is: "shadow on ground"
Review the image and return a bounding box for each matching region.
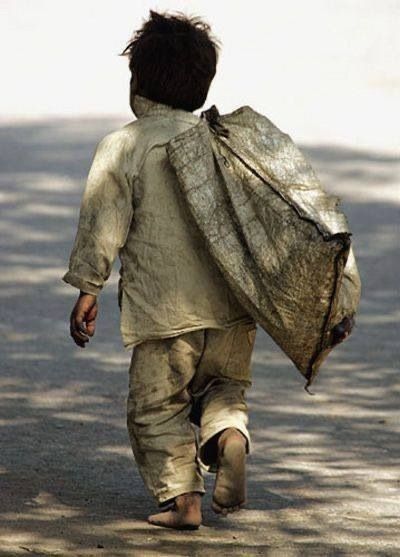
[0,118,399,556]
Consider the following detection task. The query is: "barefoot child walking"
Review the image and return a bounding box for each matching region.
[63,10,257,529]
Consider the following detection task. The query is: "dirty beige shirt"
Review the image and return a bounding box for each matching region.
[62,94,252,349]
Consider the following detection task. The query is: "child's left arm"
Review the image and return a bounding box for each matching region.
[62,131,134,347]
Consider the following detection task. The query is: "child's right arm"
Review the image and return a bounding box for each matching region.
[62,131,135,346]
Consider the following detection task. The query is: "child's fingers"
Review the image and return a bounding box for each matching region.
[70,312,89,345]
[78,322,89,335]
[70,327,89,346]
[69,297,98,347]
[86,319,96,337]
[75,314,88,336]
[85,303,98,337]
[72,335,86,348]
[72,325,89,343]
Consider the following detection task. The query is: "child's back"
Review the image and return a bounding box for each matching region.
[63,9,255,530]
[120,95,252,347]
[63,92,251,349]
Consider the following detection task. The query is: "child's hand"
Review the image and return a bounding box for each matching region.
[69,291,98,348]
[331,315,355,347]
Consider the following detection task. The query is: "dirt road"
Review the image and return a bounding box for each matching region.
[0,118,399,556]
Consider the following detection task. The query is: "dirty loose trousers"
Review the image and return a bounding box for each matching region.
[126,320,257,505]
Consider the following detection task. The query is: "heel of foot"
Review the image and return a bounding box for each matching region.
[212,438,247,514]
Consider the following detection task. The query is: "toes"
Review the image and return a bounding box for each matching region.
[147,515,163,526]
[212,500,230,516]
[211,500,223,514]
[212,501,245,515]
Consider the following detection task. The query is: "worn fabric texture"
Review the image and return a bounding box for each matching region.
[126,320,257,504]
[166,105,362,387]
[62,94,252,349]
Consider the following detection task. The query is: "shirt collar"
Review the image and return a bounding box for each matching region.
[132,93,200,124]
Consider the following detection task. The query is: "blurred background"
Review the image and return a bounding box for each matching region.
[0,2,399,555]
[1,0,399,153]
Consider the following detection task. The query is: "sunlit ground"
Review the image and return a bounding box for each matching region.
[0,118,399,556]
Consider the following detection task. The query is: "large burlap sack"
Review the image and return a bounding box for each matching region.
[166,105,361,389]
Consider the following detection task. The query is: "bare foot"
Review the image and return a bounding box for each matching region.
[212,428,247,515]
[148,492,202,530]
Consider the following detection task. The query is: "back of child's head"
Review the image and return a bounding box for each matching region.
[121,9,221,112]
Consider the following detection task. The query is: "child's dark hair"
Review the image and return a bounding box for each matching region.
[120,10,221,112]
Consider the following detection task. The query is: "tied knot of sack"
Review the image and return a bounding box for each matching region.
[200,105,230,138]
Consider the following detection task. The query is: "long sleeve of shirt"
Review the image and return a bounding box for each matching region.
[61,95,252,349]
[62,131,134,296]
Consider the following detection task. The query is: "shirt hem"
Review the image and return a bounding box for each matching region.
[120,315,255,350]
